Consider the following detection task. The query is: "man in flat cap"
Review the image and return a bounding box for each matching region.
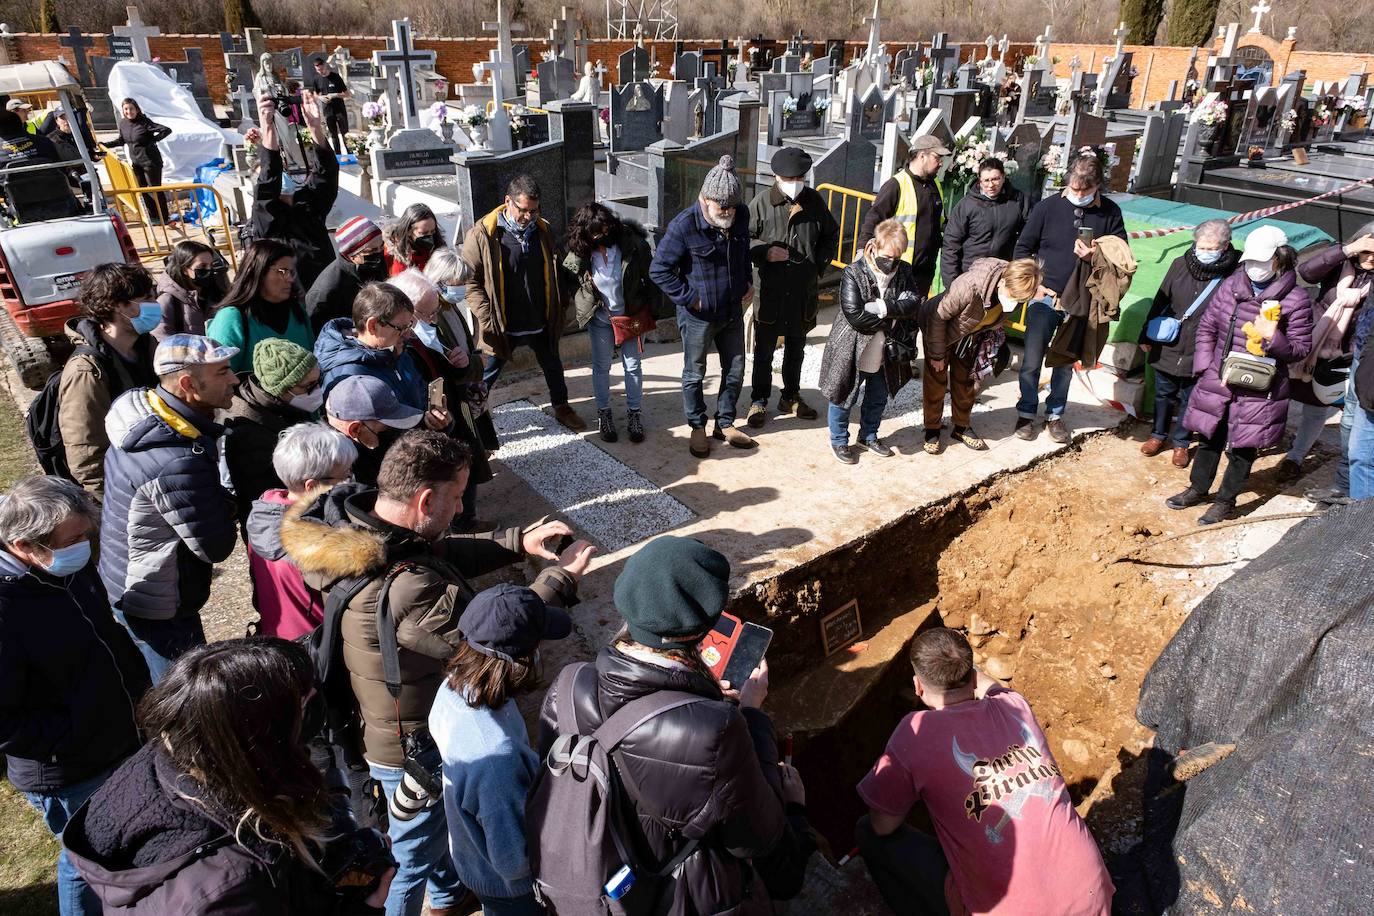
[745,146,840,429]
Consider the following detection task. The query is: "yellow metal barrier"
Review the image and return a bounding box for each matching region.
[100,149,238,271]
[815,182,875,269]
[482,101,551,117]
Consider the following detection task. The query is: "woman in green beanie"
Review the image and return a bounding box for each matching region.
[221,337,323,527]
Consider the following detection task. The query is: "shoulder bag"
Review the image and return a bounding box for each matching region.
[1146,276,1221,345]
[1219,298,1277,393]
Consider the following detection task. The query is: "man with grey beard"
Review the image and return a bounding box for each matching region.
[650,155,758,458]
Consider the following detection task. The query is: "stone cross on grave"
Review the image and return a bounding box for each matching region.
[1249,0,1272,33]
[372,19,437,130]
[1108,22,1127,63]
[998,35,1010,64]
[633,22,645,48]
[230,83,256,129]
[789,28,808,55]
[113,5,161,64]
[59,27,95,85]
[480,56,515,150]
[482,0,526,100]
[863,0,885,63]
[983,35,997,64]
[550,7,576,61]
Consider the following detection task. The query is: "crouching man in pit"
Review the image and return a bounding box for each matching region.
[281,428,595,916]
[856,627,1114,915]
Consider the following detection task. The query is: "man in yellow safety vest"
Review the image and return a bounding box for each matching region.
[858,135,949,298]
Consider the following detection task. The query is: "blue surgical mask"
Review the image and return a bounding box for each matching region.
[1065,190,1095,207]
[129,301,161,335]
[442,284,464,303]
[42,539,91,577]
[1194,247,1223,265]
[413,319,444,353]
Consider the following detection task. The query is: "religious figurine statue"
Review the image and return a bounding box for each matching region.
[571,60,600,106]
[626,83,652,112]
[693,98,706,137]
[254,52,287,102]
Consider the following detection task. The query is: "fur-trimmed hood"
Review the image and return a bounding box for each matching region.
[278,482,388,591]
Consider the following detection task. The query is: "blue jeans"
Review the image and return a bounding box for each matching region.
[369,755,464,916]
[22,768,113,916]
[1016,298,1072,420]
[828,371,888,446]
[115,611,205,684]
[1152,369,1195,448]
[1348,352,1374,500]
[1287,402,1338,464]
[677,307,745,428]
[588,313,643,411]
[1337,351,1361,495]
[482,331,570,407]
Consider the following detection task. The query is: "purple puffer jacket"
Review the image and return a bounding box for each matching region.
[1183,268,1313,449]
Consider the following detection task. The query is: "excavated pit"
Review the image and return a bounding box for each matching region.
[742,431,1285,860]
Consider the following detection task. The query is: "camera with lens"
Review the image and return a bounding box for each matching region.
[319,764,396,902]
[389,727,443,823]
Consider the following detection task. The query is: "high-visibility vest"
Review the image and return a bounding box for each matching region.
[892,169,942,265]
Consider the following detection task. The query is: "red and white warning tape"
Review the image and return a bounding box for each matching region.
[1125,174,1374,240]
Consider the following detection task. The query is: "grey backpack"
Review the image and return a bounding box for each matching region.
[527,662,707,916]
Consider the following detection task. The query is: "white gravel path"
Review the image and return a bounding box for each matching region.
[491,399,696,551]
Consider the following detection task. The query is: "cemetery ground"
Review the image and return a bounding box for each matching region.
[0,320,1331,913]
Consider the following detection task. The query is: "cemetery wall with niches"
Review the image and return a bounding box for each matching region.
[12,31,1374,111]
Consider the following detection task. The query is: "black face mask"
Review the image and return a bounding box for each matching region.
[872,256,897,273]
[357,252,386,278]
[191,267,214,286]
[411,233,440,255]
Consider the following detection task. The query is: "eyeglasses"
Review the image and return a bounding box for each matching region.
[272,267,297,279]
[380,316,415,334]
[509,200,539,219]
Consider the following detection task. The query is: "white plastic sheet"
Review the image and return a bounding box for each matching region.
[106,61,242,181]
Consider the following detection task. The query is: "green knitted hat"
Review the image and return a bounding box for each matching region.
[253,337,316,397]
[613,536,731,648]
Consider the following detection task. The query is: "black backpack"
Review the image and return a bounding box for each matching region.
[25,344,100,481]
[309,568,389,763]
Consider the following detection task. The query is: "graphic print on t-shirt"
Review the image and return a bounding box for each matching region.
[953,720,1064,845]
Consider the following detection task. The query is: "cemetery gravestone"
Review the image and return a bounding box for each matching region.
[610,81,665,155]
[1018,70,1057,120]
[619,46,651,86]
[512,45,531,93]
[536,57,577,105]
[851,84,894,146]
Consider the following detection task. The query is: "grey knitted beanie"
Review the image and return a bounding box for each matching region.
[700,155,742,207]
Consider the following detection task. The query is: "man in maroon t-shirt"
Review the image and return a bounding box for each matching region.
[856,628,1114,916]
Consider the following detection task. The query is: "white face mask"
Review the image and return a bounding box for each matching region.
[289,388,325,413]
[1194,247,1223,265]
[997,291,1021,313]
[777,179,805,200]
[1064,188,1095,207]
[1245,261,1276,283]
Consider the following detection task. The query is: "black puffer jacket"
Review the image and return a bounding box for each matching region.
[222,376,315,527]
[250,146,340,292]
[939,186,1028,284]
[0,563,149,793]
[1138,246,1239,378]
[64,743,377,915]
[538,646,814,916]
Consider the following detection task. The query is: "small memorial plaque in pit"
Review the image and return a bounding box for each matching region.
[820,599,863,656]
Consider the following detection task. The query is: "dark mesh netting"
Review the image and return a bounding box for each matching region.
[1132,501,1374,914]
